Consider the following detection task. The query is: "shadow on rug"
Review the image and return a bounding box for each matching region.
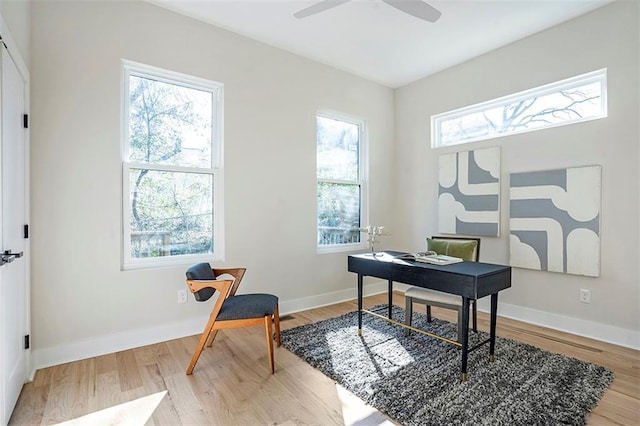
[281,305,613,426]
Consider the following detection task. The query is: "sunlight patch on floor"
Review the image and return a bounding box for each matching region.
[327,327,414,380]
[54,390,167,426]
[337,384,395,426]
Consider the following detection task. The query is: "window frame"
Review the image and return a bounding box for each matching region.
[431,68,608,148]
[121,60,224,270]
[316,110,369,254]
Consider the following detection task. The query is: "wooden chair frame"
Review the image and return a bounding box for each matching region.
[185,267,281,375]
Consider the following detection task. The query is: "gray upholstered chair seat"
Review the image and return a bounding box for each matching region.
[218,294,278,321]
[404,287,461,306]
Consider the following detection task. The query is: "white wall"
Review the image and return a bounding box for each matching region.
[30,1,395,369]
[394,1,639,348]
[29,0,639,371]
[0,0,30,71]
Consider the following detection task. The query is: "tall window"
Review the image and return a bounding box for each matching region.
[316,112,367,251]
[121,61,223,269]
[432,69,607,147]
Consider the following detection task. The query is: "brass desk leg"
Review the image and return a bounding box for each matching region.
[358,328,362,336]
[490,355,495,363]
[461,373,468,382]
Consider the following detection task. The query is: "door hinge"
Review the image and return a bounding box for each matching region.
[24,224,29,239]
[24,335,30,349]
[23,114,28,129]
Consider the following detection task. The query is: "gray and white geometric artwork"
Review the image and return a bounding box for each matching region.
[438,147,500,237]
[509,165,601,277]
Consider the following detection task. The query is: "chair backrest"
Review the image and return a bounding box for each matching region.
[185,262,217,302]
[427,236,481,262]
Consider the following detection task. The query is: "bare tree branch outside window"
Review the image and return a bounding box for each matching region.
[127,74,215,258]
[434,69,606,147]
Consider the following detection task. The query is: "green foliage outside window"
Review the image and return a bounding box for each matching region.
[316,115,363,246]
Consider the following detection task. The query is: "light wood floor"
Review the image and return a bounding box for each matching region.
[9,292,640,425]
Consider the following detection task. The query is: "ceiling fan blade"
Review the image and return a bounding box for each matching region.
[294,0,352,19]
[382,0,442,23]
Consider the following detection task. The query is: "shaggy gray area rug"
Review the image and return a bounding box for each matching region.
[281,305,613,426]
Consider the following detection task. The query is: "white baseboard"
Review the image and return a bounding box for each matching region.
[31,317,205,374]
[395,283,639,350]
[279,280,389,314]
[30,280,390,377]
[31,280,638,378]
[475,298,640,350]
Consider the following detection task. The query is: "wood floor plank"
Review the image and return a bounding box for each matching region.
[9,292,640,425]
[94,370,124,413]
[133,344,159,368]
[139,364,182,425]
[152,342,182,379]
[162,373,211,425]
[95,352,117,375]
[593,389,640,425]
[7,383,48,426]
[116,349,143,393]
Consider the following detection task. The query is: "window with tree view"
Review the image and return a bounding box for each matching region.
[432,69,607,147]
[122,62,223,268]
[317,113,367,250]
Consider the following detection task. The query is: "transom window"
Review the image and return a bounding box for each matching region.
[121,61,224,269]
[432,69,607,147]
[316,112,367,252]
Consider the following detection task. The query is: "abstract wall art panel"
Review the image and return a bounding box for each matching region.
[509,165,601,277]
[438,147,500,237]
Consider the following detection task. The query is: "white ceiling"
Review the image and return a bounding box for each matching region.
[149,0,614,88]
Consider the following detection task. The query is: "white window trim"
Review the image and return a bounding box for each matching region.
[431,68,608,148]
[120,60,225,270]
[316,110,369,254]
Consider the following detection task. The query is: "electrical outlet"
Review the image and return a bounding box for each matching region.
[579,288,591,304]
[177,289,188,304]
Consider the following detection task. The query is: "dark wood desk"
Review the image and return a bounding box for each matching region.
[348,251,512,381]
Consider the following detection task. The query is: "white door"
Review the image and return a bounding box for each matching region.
[0,44,27,426]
